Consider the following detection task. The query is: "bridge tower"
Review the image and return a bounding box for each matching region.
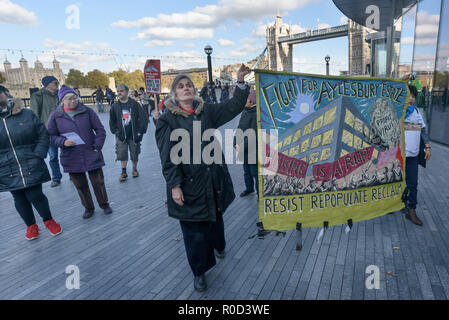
[266,14,293,72]
[348,19,371,76]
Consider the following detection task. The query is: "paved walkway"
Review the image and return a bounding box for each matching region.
[1,112,449,300]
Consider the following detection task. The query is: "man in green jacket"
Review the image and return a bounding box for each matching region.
[30,76,62,187]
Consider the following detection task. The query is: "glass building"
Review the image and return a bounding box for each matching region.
[367,0,449,145]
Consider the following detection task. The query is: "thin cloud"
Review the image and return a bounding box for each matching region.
[112,0,318,41]
[134,27,214,40]
[144,40,174,47]
[218,39,235,47]
[0,0,38,26]
[41,39,116,72]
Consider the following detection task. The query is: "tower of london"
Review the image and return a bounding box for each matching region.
[1,57,66,98]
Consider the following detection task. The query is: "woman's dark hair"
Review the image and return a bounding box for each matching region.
[139,87,145,91]
[408,84,418,98]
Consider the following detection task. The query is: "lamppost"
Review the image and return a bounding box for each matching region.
[325,55,330,76]
[204,45,213,86]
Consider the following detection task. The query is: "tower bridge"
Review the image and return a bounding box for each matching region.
[266,14,371,76]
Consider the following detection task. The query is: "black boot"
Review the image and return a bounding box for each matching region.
[240,190,254,197]
[194,274,207,292]
[214,249,226,259]
[406,208,423,226]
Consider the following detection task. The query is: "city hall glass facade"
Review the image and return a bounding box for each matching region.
[369,0,449,145]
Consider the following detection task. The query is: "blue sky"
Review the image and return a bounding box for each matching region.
[1,0,350,75]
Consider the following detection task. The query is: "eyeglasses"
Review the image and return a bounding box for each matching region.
[65,97,78,101]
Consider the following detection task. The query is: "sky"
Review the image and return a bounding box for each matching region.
[0,0,350,76]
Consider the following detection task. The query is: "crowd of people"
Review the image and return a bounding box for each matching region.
[0,65,251,292]
[0,68,432,293]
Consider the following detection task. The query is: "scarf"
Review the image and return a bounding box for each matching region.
[405,104,416,119]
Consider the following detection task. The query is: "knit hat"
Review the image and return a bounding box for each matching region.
[42,76,58,87]
[248,89,257,105]
[58,85,78,101]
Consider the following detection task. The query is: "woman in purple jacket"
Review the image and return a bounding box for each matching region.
[48,85,113,219]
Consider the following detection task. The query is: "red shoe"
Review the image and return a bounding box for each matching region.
[26,224,39,241]
[44,219,62,236]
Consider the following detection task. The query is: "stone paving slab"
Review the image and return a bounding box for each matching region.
[1,112,448,300]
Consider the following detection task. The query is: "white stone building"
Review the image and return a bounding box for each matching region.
[1,58,66,98]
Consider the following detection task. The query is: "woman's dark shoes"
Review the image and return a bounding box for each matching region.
[194,274,207,292]
[406,209,423,226]
[103,207,113,215]
[214,249,226,259]
[83,211,94,219]
[240,190,254,197]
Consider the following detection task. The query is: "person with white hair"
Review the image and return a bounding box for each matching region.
[155,64,250,292]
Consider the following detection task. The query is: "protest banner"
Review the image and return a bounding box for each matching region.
[144,59,161,94]
[256,70,409,230]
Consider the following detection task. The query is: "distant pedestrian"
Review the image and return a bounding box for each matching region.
[109,84,149,182]
[30,75,63,187]
[139,87,151,118]
[48,85,112,219]
[215,82,222,103]
[130,90,139,101]
[234,89,258,198]
[199,81,217,104]
[92,87,105,113]
[155,64,250,292]
[403,85,431,226]
[149,94,156,116]
[105,87,116,107]
[220,84,229,103]
[0,85,62,240]
[210,82,218,104]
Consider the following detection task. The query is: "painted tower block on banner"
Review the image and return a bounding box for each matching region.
[277,96,380,177]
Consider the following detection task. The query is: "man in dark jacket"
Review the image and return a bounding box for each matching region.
[0,85,62,240]
[155,65,250,292]
[92,87,105,113]
[234,89,258,197]
[109,84,149,182]
[30,76,62,187]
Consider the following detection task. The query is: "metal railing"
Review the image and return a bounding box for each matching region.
[22,94,169,109]
[21,96,97,109]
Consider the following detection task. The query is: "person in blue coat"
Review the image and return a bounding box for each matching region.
[0,85,62,241]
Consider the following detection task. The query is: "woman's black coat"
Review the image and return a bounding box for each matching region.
[155,86,249,222]
[0,99,50,192]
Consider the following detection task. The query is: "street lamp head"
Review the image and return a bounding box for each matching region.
[325,55,331,63]
[204,45,213,55]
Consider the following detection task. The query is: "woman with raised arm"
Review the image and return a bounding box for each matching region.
[155,64,250,292]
